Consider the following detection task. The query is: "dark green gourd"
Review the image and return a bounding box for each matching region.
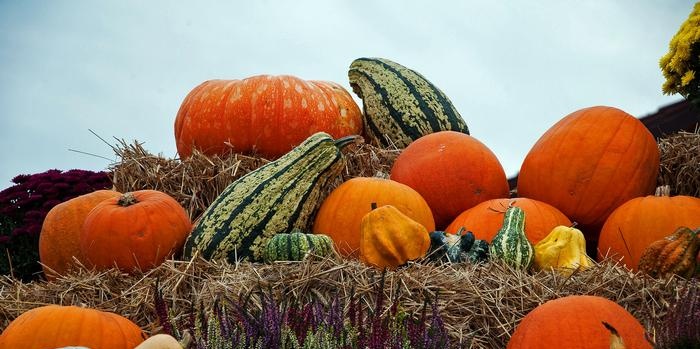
[262,230,334,263]
[428,228,489,263]
[348,57,469,148]
[489,206,534,268]
[183,132,355,262]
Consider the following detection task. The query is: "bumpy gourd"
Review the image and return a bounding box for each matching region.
[489,206,534,268]
[359,204,430,269]
[183,132,355,262]
[263,230,334,262]
[348,57,469,148]
[533,225,592,275]
[638,226,699,279]
[428,228,489,263]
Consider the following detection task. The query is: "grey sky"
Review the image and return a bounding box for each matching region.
[0,1,692,190]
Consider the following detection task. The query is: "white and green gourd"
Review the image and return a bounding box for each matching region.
[183,132,355,262]
[489,206,534,268]
[348,57,469,148]
[263,230,334,262]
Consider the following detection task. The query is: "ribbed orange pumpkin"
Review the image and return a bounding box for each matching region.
[39,189,120,279]
[597,188,700,270]
[390,131,509,229]
[517,106,659,235]
[174,76,363,159]
[446,198,572,244]
[0,305,145,348]
[80,190,192,273]
[312,177,435,257]
[507,295,651,349]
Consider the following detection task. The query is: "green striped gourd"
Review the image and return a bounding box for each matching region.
[489,206,534,268]
[262,230,334,262]
[348,57,469,148]
[183,132,356,262]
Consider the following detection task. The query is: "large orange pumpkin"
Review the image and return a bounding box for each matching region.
[174,76,363,159]
[80,190,192,273]
[445,198,572,244]
[507,295,651,349]
[39,189,120,279]
[517,106,659,234]
[390,131,510,229]
[0,305,145,348]
[312,177,435,257]
[597,188,700,270]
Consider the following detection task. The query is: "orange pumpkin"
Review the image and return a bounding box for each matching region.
[0,305,145,348]
[517,106,659,234]
[507,295,651,349]
[446,198,571,244]
[597,188,700,270]
[39,189,120,279]
[80,190,192,273]
[174,76,363,159]
[312,177,435,257]
[390,131,509,229]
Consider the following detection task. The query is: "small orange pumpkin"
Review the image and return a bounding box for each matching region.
[0,305,145,348]
[80,190,191,273]
[390,131,510,229]
[597,187,700,270]
[313,177,435,257]
[507,295,651,349]
[39,189,120,279]
[174,76,363,159]
[445,198,571,244]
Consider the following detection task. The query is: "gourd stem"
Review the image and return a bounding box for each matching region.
[570,222,578,228]
[335,135,360,148]
[117,192,138,207]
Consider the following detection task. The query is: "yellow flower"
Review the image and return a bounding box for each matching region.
[681,70,696,86]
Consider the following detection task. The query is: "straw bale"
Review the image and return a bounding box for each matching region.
[658,128,700,197]
[0,257,688,348]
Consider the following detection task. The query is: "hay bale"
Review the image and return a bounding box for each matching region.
[0,258,685,348]
[658,128,700,197]
[110,139,400,221]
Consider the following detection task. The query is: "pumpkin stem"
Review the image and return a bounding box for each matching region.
[371,202,378,210]
[118,192,138,207]
[602,321,626,349]
[655,185,671,197]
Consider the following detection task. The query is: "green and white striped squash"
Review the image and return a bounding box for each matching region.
[489,206,534,268]
[183,132,356,262]
[348,57,469,148]
[263,230,334,262]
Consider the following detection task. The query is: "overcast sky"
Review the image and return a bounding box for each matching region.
[0,1,693,190]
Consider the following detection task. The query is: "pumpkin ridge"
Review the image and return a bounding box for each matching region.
[573,114,634,223]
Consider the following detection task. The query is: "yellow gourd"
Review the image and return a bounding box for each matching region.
[533,225,592,275]
[359,204,430,269]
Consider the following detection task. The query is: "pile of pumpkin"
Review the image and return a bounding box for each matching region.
[2,57,699,349]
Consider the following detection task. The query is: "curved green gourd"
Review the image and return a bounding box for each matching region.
[489,206,534,268]
[348,57,469,148]
[183,132,355,262]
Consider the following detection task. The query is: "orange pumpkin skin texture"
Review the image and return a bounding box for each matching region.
[0,305,145,349]
[39,190,120,280]
[597,194,700,270]
[390,131,509,229]
[445,198,571,244]
[507,295,651,349]
[517,106,659,232]
[80,190,192,273]
[312,177,435,257]
[174,76,363,159]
